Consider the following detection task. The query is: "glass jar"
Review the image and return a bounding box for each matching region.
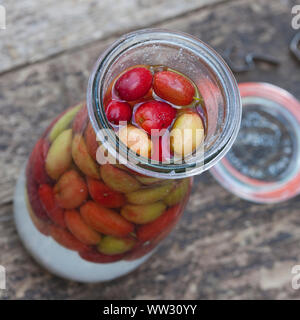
[13,29,241,282]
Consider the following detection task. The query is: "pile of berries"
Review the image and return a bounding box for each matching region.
[26,101,191,264]
[104,65,205,161]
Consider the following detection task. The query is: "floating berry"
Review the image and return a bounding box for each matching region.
[84,122,99,160]
[53,170,88,209]
[137,204,181,242]
[151,135,171,163]
[106,100,132,125]
[50,225,89,252]
[80,201,134,237]
[153,71,195,106]
[118,125,152,158]
[65,210,101,245]
[87,177,126,208]
[135,101,176,135]
[170,111,204,156]
[26,172,49,221]
[38,184,66,228]
[115,67,152,101]
[97,235,136,255]
[31,138,51,185]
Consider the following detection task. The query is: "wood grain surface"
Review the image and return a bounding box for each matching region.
[1,0,300,299]
[0,0,226,74]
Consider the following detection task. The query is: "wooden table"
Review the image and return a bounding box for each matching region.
[1,0,300,299]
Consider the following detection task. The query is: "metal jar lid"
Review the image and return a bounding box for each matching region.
[210,82,300,203]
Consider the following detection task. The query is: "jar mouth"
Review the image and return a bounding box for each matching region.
[87,28,242,179]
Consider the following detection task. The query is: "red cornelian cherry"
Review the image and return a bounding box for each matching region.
[135,100,176,135]
[106,100,132,125]
[153,70,195,106]
[115,67,153,101]
[151,135,171,162]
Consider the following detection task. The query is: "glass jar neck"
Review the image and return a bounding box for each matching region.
[87,28,241,179]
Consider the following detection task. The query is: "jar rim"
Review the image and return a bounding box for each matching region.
[87,28,242,179]
[211,82,300,203]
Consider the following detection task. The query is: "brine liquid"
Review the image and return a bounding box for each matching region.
[108,64,208,140]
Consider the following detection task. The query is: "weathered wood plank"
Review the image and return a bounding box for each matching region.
[0,0,228,74]
[0,0,300,299]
